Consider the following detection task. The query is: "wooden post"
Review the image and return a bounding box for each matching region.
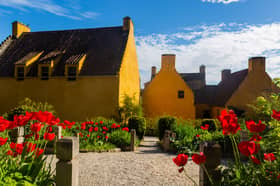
[130,129,136,151]
[199,142,221,186]
[56,137,79,186]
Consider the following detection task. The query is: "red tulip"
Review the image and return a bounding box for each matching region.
[81,123,86,130]
[264,153,277,162]
[89,127,93,132]
[27,143,36,153]
[44,133,55,141]
[35,148,44,157]
[246,120,266,133]
[116,125,120,128]
[173,154,188,167]
[250,155,261,164]
[196,134,200,138]
[87,134,90,137]
[272,110,280,121]
[0,118,9,132]
[249,135,262,142]
[30,122,42,132]
[94,127,98,132]
[105,136,108,139]
[238,141,260,156]
[122,127,129,132]
[111,123,117,128]
[0,137,8,146]
[15,143,24,154]
[200,124,209,130]
[6,150,13,156]
[192,152,206,165]
[102,126,108,131]
[218,110,241,135]
[99,121,103,124]
[10,142,16,149]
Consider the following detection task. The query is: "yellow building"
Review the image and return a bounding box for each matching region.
[142,54,196,119]
[0,17,140,121]
[144,56,279,119]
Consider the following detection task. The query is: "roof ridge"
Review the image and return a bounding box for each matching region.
[25,26,123,34]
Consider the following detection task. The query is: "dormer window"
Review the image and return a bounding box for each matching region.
[16,66,25,80]
[65,54,86,81]
[67,66,77,81]
[41,66,49,80]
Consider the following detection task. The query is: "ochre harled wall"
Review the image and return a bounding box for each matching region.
[0,76,119,121]
[226,72,279,111]
[118,18,140,106]
[143,55,195,119]
[226,58,279,111]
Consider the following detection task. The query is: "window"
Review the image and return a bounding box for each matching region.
[41,66,49,80]
[67,66,77,81]
[17,67,24,80]
[178,90,184,99]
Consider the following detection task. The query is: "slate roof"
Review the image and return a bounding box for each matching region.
[0,26,129,77]
[195,69,248,106]
[180,73,205,90]
[214,69,248,106]
[195,85,218,105]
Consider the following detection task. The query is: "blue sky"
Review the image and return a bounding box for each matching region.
[1,0,280,86]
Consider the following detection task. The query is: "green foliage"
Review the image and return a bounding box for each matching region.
[158,116,177,140]
[246,94,280,121]
[109,130,131,149]
[128,116,146,140]
[118,95,142,123]
[200,119,220,132]
[3,98,56,121]
[145,118,159,136]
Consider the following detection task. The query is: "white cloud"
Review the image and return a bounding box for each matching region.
[80,11,99,19]
[136,22,280,88]
[0,0,99,20]
[201,0,241,4]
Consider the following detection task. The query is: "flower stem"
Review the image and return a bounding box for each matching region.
[201,164,214,185]
[184,169,198,186]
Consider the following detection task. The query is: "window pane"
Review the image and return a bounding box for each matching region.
[41,66,49,80]
[17,67,24,80]
[178,90,184,99]
[68,66,76,80]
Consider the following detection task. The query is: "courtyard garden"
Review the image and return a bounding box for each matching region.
[0,92,280,185]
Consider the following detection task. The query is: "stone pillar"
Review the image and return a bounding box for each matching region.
[162,130,171,152]
[130,129,136,151]
[56,137,79,186]
[10,127,24,143]
[54,126,62,140]
[199,142,221,186]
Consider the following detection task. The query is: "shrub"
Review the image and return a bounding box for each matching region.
[118,94,142,124]
[145,118,159,136]
[128,116,146,140]
[158,116,177,140]
[109,130,131,148]
[3,98,56,121]
[199,119,220,132]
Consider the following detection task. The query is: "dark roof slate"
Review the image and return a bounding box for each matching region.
[0,26,129,76]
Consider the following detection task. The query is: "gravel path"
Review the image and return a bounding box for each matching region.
[78,136,199,186]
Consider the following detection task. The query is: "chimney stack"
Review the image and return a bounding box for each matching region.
[200,65,206,86]
[123,16,132,31]
[248,57,266,73]
[12,21,30,38]
[161,54,176,71]
[151,66,156,80]
[221,69,231,81]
